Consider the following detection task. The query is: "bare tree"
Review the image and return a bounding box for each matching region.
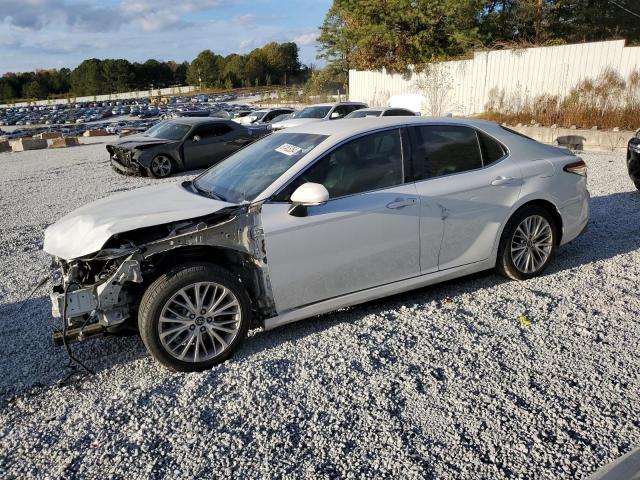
[413,63,453,116]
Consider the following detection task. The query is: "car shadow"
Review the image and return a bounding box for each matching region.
[1,190,638,398]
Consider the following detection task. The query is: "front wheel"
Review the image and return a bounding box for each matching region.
[496,206,557,280]
[138,263,251,371]
[147,154,174,178]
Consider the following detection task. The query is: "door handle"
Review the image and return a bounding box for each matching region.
[386,197,417,209]
[491,176,515,186]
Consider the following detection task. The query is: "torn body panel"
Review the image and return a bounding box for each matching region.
[49,202,276,337]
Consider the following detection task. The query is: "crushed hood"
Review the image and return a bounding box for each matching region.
[44,182,233,259]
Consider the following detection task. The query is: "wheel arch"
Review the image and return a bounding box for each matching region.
[144,245,268,326]
[495,196,564,255]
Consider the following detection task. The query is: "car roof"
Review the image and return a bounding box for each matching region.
[304,102,368,107]
[167,117,233,125]
[282,116,501,140]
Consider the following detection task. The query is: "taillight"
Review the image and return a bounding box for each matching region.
[563,159,587,177]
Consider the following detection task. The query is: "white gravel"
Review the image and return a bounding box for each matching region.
[0,140,638,479]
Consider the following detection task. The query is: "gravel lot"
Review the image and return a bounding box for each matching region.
[0,140,638,479]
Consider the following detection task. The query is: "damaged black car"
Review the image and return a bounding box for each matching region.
[107,118,270,178]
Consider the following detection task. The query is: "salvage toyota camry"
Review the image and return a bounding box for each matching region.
[44,117,590,371]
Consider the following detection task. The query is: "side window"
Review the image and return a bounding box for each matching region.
[195,123,233,138]
[477,131,506,165]
[276,129,404,200]
[411,125,483,180]
[384,109,413,117]
[331,105,349,119]
[264,111,279,122]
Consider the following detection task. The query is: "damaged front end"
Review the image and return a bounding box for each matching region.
[107,145,144,176]
[49,202,275,346]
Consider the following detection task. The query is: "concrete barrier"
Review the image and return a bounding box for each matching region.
[11,138,48,152]
[507,125,634,153]
[33,131,62,140]
[83,129,110,137]
[48,137,80,148]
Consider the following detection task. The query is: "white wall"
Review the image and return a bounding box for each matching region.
[1,85,199,108]
[349,40,640,116]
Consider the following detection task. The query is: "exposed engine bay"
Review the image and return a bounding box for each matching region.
[50,202,276,344]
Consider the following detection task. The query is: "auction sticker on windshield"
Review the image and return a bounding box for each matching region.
[275,144,302,156]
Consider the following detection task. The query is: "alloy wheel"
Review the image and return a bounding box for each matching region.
[510,215,553,274]
[158,282,241,363]
[150,155,172,177]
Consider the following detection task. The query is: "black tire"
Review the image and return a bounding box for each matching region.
[634,180,640,191]
[496,205,558,281]
[138,263,251,371]
[147,154,174,178]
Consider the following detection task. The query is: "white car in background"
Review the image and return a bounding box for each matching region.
[44,117,589,371]
[272,102,367,130]
[235,108,295,125]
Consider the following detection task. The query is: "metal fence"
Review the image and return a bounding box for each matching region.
[349,40,640,116]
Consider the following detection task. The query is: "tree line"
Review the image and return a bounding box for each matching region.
[318,0,640,77]
[0,41,305,102]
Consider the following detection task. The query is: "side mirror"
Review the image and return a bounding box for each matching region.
[330,112,342,119]
[288,182,329,217]
[193,135,201,142]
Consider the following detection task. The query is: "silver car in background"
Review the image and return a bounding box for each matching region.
[44,117,589,371]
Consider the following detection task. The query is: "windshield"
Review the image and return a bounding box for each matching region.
[144,121,191,140]
[193,132,328,204]
[251,110,268,119]
[296,106,332,119]
[346,110,381,118]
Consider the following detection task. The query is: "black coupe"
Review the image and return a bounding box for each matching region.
[107,118,270,178]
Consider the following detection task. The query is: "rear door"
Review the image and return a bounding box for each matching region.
[409,124,522,271]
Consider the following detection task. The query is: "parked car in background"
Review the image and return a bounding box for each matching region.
[107,118,270,178]
[45,117,589,371]
[270,112,296,125]
[627,129,640,190]
[344,107,418,118]
[235,108,295,125]
[272,102,367,130]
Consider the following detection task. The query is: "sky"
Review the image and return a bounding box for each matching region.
[0,0,332,74]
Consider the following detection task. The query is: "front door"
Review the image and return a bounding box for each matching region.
[261,128,420,313]
[183,123,235,169]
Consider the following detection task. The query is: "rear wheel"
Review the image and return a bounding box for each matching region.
[497,206,557,280]
[138,263,251,371]
[148,154,173,178]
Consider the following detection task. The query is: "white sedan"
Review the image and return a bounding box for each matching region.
[44,117,589,371]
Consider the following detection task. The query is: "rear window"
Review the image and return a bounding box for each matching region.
[478,131,507,165]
